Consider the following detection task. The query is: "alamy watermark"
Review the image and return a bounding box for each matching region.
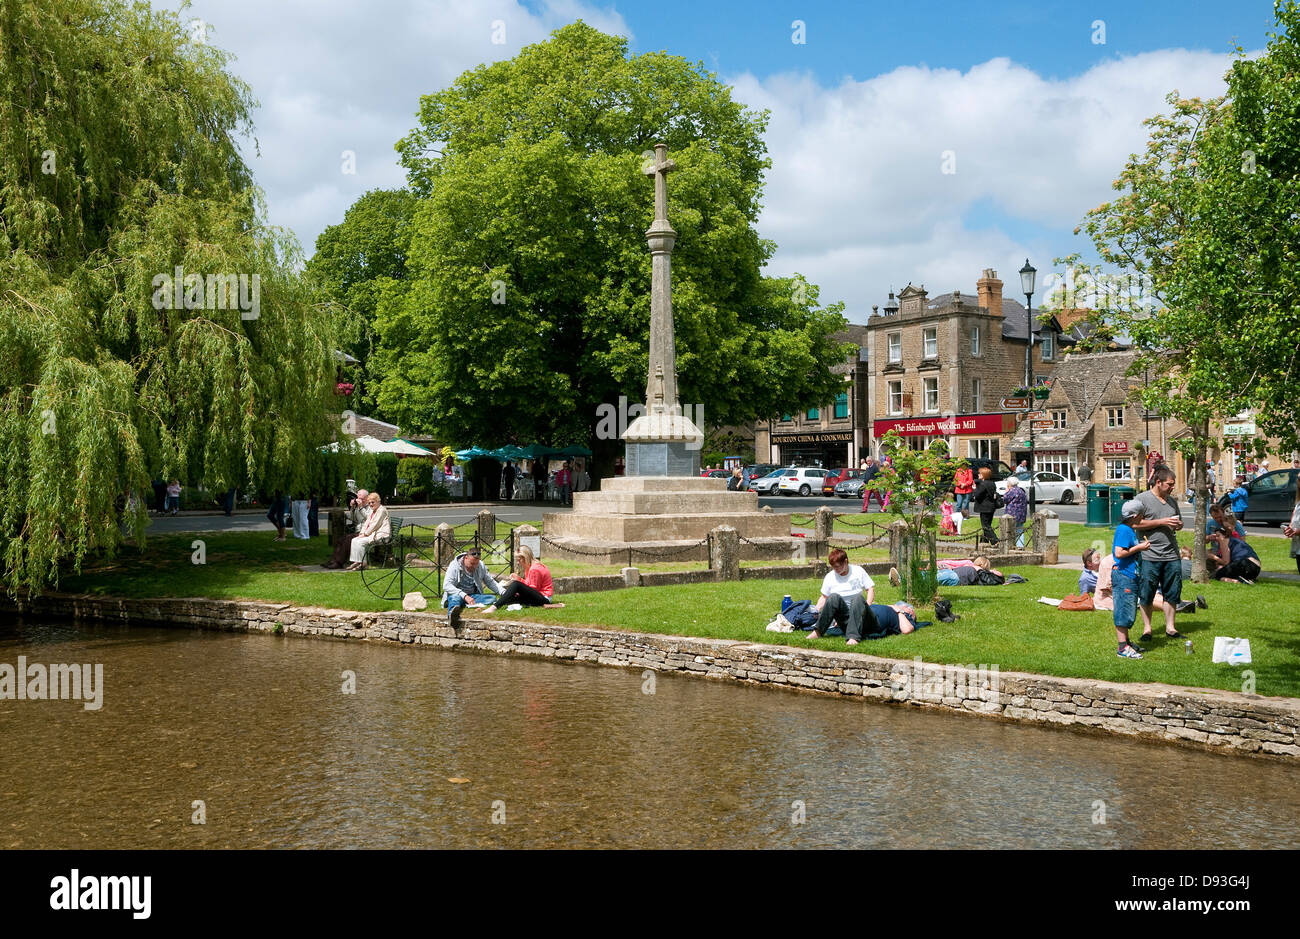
[890,656,999,703]
[1,656,103,710]
[595,395,704,449]
[151,266,260,320]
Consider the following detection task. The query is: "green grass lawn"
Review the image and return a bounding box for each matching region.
[53,524,1300,698]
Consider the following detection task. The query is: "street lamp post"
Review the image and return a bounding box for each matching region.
[1020,259,1037,518]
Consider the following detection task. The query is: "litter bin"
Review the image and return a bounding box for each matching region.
[1108,485,1137,527]
[1085,484,1110,527]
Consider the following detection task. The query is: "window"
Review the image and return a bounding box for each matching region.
[1107,407,1124,428]
[922,327,938,359]
[806,407,820,420]
[968,439,1000,460]
[971,326,981,356]
[923,377,939,412]
[833,392,849,419]
[1051,410,1067,429]
[1040,331,1054,360]
[907,435,942,451]
[1105,459,1131,482]
[887,333,902,363]
[1036,453,1073,476]
[888,381,904,415]
[971,378,982,412]
[781,414,792,422]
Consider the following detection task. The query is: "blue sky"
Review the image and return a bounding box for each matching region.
[162,0,1279,320]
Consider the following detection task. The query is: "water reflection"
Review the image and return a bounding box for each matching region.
[1,619,1297,849]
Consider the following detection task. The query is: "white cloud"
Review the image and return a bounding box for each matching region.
[162,0,631,251]
[730,49,1244,321]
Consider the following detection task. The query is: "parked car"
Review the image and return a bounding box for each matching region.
[821,467,862,495]
[1216,468,1299,525]
[749,468,789,495]
[777,467,831,497]
[702,469,730,479]
[995,471,1085,505]
[743,464,776,489]
[834,477,867,499]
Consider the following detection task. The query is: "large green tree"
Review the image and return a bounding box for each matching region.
[1066,1,1300,580]
[0,0,350,591]
[306,187,416,418]
[363,23,848,474]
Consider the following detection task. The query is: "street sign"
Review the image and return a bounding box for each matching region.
[1032,420,1054,430]
[1000,396,1030,410]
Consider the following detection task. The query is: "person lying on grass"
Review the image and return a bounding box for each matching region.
[888,556,1001,588]
[480,545,565,613]
[807,548,876,645]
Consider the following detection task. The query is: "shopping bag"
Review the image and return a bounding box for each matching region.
[1212,636,1252,665]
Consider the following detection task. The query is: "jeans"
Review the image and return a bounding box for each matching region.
[1112,570,1138,629]
[1138,557,1182,607]
[444,593,497,610]
[937,569,959,587]
[814,593,877,642]
[954,492,971,513]
[1015,523,1025,548]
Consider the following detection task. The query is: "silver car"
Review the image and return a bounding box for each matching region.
[748,468,789,495]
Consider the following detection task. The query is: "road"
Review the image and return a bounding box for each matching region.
[144,493,1287,538]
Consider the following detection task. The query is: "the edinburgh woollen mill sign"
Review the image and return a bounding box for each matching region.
[872,413,1015,438]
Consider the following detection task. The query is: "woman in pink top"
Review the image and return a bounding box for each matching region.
[482,546,565,612]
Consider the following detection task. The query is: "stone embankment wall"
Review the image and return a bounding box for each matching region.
[10,593,1298,762]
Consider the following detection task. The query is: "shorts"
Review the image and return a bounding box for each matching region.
[1137,557,1181,607]
[1112,570,1138,629]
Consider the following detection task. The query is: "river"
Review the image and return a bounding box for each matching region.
[2,619,1297,848]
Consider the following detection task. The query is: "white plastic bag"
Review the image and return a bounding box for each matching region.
[1212,636,1252,665]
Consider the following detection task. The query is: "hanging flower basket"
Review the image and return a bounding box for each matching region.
[335,382,355,396]
[1033,385,1051,400]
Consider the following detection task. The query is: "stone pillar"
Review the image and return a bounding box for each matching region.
[998,515,1015,547]
[813,506,834,544]
[328,508,345,546]
[888,520,908,567]
[621,567,640,587]
[1034,509,1059,564]
[512,523,540,576]
[477,509,496,548]
[710,525,740,581]
[435,523,457,570]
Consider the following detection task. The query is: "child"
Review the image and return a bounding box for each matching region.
[1112,499,1153,658]
[940,492,957,535]
[165,479,181,515]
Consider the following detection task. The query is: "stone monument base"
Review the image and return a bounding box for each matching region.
[542,475,804,563]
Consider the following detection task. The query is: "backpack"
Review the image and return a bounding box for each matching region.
[782,599,820,630]
[934,598,960,622]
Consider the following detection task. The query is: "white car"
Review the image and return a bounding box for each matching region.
[995,471,1085,505]
[749,468,790,495]
[776,467,831,497]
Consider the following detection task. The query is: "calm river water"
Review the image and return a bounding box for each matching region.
[2,618,1298,849]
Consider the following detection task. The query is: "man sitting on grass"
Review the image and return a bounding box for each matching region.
[807,548,875,645]
[441,548,502,628]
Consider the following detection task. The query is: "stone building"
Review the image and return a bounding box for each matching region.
[752,324,870,468]
[860,269,1068,461]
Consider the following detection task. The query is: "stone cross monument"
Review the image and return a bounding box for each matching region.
[623,142,704,475]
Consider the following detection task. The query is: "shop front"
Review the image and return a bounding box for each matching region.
[871,413,1016,458]
[770,431,853,468]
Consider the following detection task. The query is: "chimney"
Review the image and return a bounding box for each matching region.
[977,268,1003,318]
[1055,306,1090,331]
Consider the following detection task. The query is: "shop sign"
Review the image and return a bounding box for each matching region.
[1102,441,1130,454]
[773,432,853,444]
[873,413,1013,438]
[1224,422,1255,436]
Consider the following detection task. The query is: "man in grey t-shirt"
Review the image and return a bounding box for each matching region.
[1133,465,1184,642]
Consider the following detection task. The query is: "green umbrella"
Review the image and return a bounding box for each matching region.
[559,444,592,457]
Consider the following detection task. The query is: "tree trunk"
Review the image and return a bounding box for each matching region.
[1190,424,1209,583]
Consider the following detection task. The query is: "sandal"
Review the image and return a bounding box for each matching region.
[1164,629,1184,639]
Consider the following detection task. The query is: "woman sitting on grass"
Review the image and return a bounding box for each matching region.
[1284,474,1300,575]
[482,546,565,613]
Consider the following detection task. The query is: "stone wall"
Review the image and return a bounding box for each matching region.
[8,592,1298,762]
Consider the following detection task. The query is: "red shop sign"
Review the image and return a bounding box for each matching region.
[1102,441,1130,454]
[873,413,1014,438]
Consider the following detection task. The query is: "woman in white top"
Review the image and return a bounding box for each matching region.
[347,492,391,570]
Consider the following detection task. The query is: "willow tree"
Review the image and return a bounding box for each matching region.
[369,22,849,475]
[0,0,348,591]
